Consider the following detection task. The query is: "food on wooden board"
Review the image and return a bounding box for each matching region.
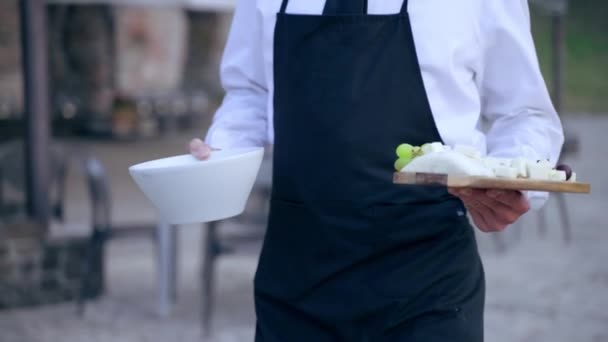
[403,150,494,177]
[394,142,577,182]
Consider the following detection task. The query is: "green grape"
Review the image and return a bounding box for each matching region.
[412,146,422,157]
[396,144,414,159]
[394,157,413,171]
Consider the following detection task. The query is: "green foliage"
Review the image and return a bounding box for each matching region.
[531,1,608,113]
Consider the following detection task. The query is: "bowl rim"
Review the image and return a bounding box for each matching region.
[129,147,264,174]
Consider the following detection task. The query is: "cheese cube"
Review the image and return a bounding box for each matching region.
[511,158,528,178]
[482,158,498,169]
[494,166,518,179]
[527,165,551,180]
[484,157,511,170]
[569,172,577,182]
[549,170,567,181]
[454,145,481,159]
[536,159,553,168]
[497,158,511,166]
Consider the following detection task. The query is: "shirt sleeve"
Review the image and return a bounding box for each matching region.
[204,0,269,149]
[478,0,565,210]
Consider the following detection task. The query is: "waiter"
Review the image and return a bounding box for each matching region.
[190,0,564,340]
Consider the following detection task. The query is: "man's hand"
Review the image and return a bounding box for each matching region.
[189,138,212,160]
[448,188,530,232]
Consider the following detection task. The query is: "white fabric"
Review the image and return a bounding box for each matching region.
[205,0,565,210]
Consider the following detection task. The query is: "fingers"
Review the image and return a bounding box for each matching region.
[487,190,530,213]
[473,197,515,231]
[189,138,212,160]
[449,188,493,231]
[474,191,524,225]
[467,206,494,233]
[447,187,461,197]
[449,188,526,232]
[464,196,505,231]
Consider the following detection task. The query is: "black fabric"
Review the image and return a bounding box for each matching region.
[255,0,485,340]
[323,0,367,15]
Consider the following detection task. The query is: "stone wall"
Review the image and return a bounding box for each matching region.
[0,3,231,309]
[0,0,23,115]
[182,10,231,99]
[115,7,188,95]
[0,3,231,123]
[0,222,103,309]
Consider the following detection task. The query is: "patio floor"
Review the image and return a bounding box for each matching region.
[0,115,606,342]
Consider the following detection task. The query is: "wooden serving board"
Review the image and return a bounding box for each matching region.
[393,172,591,194]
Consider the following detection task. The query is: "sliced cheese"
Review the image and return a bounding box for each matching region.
[453,144,481,159]
[422,142,445,154]
[402,151,494,177]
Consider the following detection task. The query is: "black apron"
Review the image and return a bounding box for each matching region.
[254,0,485,340]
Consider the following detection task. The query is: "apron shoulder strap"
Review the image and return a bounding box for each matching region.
[323,0,368,15]
[280,0,289,14]
[401,0,409,14]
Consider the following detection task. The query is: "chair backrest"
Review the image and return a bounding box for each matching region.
[0,141,113,237]
[81,155,112,232]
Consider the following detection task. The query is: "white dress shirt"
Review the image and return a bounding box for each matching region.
[204,0,565,209]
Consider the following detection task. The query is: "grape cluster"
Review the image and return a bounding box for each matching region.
[394,144,423,171]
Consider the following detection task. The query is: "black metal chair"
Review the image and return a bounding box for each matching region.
[0,140,161,313]
[76,153,161,314]
[77,155,111,314]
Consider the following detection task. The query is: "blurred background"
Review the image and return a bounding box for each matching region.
[0,0,606,341]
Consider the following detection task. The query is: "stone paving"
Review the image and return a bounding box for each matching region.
[0,115,607,342]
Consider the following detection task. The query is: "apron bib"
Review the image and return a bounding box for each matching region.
[255,0,485,340]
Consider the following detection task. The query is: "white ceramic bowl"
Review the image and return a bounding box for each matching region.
[129,147,265,225]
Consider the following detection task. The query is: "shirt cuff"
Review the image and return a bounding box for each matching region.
[204,126,255,149]
[523,190,549,211]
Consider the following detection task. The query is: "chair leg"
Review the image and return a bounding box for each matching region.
[537,208,548,238]
[492,232,508,254]
[555,192,572,243]
[512,218,523,244]
[156,220,178,318]
[77,229,104,316]
[201,221,219,338]
[76,244,91,316]
[170,228,178,303]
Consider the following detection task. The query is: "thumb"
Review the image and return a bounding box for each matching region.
[189,138,212,160]
[447,187,460,197]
